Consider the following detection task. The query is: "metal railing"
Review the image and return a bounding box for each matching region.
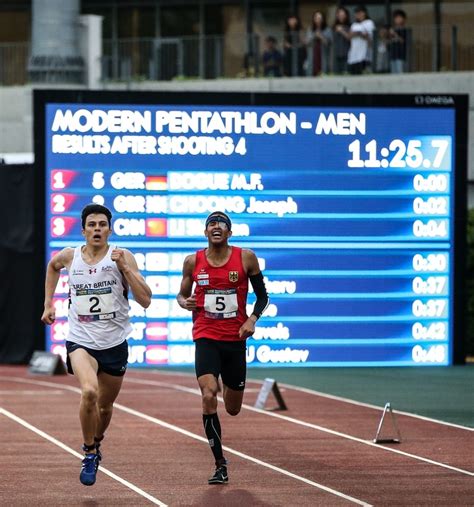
[101,34,251,82]
[0,25,472,86]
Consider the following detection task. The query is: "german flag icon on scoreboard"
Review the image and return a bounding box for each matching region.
[146,218,167,237]
[145,175,167,191]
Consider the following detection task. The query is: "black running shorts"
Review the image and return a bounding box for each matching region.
[65,340,129,377]
[194,338,247,391]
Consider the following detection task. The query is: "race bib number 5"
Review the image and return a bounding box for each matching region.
[76,288,116,322]
[204,289,238,319]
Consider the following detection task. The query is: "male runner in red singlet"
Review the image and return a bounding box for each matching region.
[41,204,151,486]
[177,211,269,484]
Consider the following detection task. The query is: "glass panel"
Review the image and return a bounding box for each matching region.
[221,5,246,78]
[81,7,113,39]
[0,11,30,42]
[117,6,154,38]
[161,6,200,37]
[440,3,474,71]
[204,4,223,35]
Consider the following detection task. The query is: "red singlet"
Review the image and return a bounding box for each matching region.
[192,246,248,341]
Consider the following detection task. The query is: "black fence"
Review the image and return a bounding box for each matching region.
[1,24,473,85]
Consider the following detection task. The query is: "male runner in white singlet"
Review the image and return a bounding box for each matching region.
[41,204,151,486]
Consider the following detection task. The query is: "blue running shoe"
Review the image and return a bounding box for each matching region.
[80,453,100,486]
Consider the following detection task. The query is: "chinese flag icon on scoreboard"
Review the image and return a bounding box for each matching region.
[145,176,167,191]
[146,218,167,237]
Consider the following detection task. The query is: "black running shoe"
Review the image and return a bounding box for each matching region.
[208,465,228,485]
[94,435,104,460]
[95,441,103,462]
[80,453,100,486]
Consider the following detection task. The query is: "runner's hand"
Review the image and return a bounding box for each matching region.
[111,248,128,271]
[239,318,256,339]
[41,304,56,325]
[183,295,197,310]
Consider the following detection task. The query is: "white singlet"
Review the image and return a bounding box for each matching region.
[67,245,132,349]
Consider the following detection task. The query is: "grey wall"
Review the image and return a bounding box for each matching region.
[0,86,34,154]
[0,72,472,203]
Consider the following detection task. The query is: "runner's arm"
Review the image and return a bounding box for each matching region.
[113,248,152,308]
[243,249,269,321]
[239,250,269,338]
[177,254,197,311]
[41,248,73,324]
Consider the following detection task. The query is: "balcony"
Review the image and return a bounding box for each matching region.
[0,25,472,86]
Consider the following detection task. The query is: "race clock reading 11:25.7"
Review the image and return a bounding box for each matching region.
[348,137,450,169]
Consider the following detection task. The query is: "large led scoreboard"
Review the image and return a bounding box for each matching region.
[34,90,468,367]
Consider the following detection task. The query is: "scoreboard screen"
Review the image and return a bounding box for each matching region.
[35,91,467,367]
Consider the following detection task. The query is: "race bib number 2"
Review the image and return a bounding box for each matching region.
[76,288,116,322]
[204,289,238,319]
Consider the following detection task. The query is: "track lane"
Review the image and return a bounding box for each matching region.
[114,383,473,505]
[2,368,473,505]
[0,408,165,506]
[1,370,364,506]
[125,370,474,473]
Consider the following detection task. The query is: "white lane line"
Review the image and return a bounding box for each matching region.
[0,390,64,395]
[124,377,474,477]
[0,407,167,506]
[7,376,471,476]
[126,378,199,395]
[0,377,371,506]
[138,369,474,431]
[0,376,81,394]
[114,402,372,506]
[272,382,474,432]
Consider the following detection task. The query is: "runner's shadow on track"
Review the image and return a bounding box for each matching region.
[193,488,273,506]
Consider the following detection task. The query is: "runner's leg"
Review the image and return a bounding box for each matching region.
[69,348,100,448]
[223,386,244,416]
[96,372,124,439]
[221,341,246,416]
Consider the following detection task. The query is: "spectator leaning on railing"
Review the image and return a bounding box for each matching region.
[283,14,306,77]
[262,36,283,77]
[332,6,352,74]
[388,9,409,73]
[305,10,333,76]
[347,5,375,75]
[375,24,391,73]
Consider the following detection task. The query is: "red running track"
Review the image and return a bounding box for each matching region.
[0,366,473,506]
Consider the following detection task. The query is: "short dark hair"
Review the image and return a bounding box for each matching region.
[205,211,232,230]
[393,9,407,19]
[355,5,368,15]
[81,203,112,229]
